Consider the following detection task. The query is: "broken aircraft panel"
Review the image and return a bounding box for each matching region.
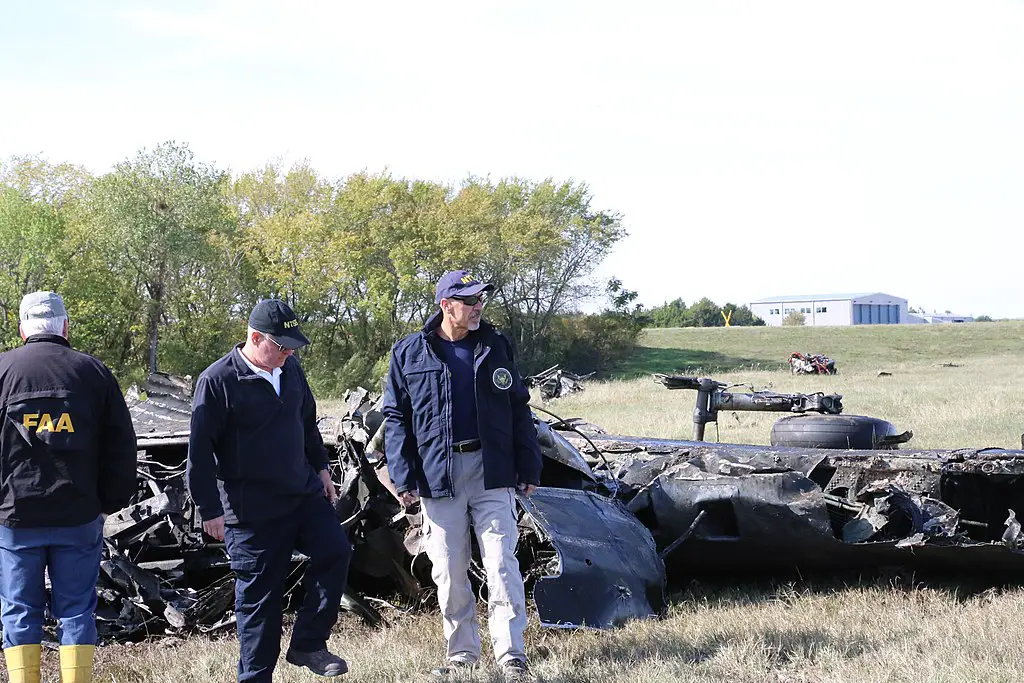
[518,488,665,628]
[563,431,1024,575]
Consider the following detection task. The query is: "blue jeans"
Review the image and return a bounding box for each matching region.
[0,517,103,647]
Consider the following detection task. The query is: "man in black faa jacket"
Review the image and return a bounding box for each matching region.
[0,291,136,683]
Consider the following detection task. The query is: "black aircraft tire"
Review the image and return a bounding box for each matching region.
[770,414,897,450]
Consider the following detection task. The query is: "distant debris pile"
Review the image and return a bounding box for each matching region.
[526,365,594,400]
[789,352,837,375]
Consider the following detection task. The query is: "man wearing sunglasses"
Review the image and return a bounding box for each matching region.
[383,271,543,682]
[186,299,352,682]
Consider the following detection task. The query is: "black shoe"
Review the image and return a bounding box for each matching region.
[285,647,348,676]
[500,659,536,682]
[429,660,475,677]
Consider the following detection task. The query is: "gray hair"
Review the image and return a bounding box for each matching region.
[20,315,68,338]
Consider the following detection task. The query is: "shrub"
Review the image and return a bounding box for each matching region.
[782,311,806,326]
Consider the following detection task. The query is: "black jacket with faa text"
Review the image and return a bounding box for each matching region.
[0,334,138,528]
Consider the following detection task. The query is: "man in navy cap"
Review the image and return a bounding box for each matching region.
[187,299,351,682]
[383,271,543,681]
[0,291,136,683]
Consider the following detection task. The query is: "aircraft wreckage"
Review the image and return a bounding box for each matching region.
[82,373,1024,641]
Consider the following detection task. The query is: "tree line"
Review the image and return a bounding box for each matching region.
[0,143,641,393]
[644,297,764,328]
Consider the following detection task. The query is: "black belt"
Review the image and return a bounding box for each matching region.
[452,439,482,453]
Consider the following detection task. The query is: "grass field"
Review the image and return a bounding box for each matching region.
[562,321,1024,450]
[37,322,1024,683]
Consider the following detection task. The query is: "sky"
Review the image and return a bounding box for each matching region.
[2,1,1022,317]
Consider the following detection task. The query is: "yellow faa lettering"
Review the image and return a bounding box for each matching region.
[22,412,75,433]
[56,413,74,432]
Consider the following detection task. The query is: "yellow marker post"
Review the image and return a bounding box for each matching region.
[721,309,733,327]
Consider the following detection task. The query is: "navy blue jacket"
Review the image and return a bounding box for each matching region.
[0,335,137,527]
[383,312,542,498]
[186,346,328,524]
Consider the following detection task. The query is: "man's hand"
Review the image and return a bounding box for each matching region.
[517,483,537,497]
[203,516,225,541]
[399,490,420,508]
[319,469,338,504]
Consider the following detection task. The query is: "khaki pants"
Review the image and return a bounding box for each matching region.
[420,450,527,665]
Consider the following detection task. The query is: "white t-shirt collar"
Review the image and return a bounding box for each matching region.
[237,348,283,396]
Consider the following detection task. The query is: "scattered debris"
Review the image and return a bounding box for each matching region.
[877,371,893,377]
[789,352,837,375]
[19,369,1024,644]
[654,374,843,441]
[939,362,963,368]
[526,365,594,400]
[56,375,664,643]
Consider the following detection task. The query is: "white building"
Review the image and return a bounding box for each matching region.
[750,292,909,327]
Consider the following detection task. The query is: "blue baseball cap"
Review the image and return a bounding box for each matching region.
[435,271,494,304]
[248,299,310,349]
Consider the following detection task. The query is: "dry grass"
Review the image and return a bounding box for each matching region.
[551,321,1024,450]
[19,322,1024,683]
[71,583,1024,682]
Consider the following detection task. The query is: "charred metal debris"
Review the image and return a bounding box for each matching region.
[73,373,1024,642]
[789,352,838,375]
[526,365,593,400]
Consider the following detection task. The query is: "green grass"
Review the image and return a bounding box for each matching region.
[614,321,1024,377]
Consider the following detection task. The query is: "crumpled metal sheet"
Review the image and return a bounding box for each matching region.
[128,372,192,444]
[565,430,1024,575]
[519,488,665,628]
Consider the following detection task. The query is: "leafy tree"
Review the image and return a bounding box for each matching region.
[469,178,626,372]
[543,279,645,373]
[647,298,689,327]
[646,299,763,328]
[86,142,235,374]
[0,188,71,349]
[782,310,806,326]
[974,315,993,322]
[2,147,632,391]
[688,298,723,328]
[722,303,765,327]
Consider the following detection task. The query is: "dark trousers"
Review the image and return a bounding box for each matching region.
[224,495,351,683]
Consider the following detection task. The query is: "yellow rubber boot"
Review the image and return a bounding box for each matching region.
[4,644,42,683]
[59,644,95,683]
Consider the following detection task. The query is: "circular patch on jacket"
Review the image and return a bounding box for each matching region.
[492,367,513,390]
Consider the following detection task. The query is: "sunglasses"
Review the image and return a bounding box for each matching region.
[450,295,486,306]
[263,335,292,353]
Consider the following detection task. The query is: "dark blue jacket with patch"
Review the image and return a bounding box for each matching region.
[382,312,542,498]
[186,346,328,524]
